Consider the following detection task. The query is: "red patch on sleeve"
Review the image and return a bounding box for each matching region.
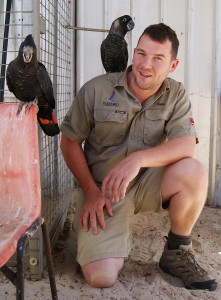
[189,118,195,126]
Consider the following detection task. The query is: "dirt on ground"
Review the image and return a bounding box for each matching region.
[1,202,221,300]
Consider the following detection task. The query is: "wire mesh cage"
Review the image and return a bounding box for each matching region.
[0,0,75,278]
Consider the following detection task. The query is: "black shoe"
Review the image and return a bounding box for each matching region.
[159,238,218,291]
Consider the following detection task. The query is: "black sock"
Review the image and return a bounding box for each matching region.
[167,230,191,250]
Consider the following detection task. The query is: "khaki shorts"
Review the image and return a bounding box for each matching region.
[73,167,165,266]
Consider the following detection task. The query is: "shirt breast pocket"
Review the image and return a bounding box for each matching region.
[144,109,172,146]
[94,109,127,146]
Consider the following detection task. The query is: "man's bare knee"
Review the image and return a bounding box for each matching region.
[81,258,124,288]
[84,271,117,288]
[162,158,208,201]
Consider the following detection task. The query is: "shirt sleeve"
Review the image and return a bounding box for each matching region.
[60,84,95,142]
[165,86,197,141]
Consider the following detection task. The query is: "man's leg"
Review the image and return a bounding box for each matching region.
[160,157,217,291]
[73,186,135,288]
[161,157,207,235]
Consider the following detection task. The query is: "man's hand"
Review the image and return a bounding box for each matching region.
[102,153,141,202]
[80,189,113,234]
[101,137,196,202]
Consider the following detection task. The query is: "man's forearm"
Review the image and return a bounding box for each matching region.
[101,136,196,201]
[134,136,196,168]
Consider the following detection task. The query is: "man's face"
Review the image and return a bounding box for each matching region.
[131,34,179,91]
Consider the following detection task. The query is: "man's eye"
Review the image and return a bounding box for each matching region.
[155,57,162,61]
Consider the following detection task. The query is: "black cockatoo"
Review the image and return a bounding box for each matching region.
[100,15,135,73]
[6,34,60,136]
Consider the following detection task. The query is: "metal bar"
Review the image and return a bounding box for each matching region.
[0,10,32,14]
[0,265,17,286]
[41,220,58,300]
[0,0,12,102]
[208,0,221,206]
[53,0,59,198]
[0,24,33,27]
[28,0,43,280]
[16,218,43,300]
[64,25,109,32]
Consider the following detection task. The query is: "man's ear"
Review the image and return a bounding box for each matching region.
[170,59,179,73]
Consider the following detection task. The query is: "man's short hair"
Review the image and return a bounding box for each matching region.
[138,23,179,59]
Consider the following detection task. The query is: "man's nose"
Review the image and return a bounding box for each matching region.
[142,56,153,68]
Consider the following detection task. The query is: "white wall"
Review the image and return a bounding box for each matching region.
[76,0,221,206]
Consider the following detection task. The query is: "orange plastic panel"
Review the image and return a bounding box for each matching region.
[0,103,41,267]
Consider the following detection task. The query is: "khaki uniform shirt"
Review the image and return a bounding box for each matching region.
[60,66,197,183]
